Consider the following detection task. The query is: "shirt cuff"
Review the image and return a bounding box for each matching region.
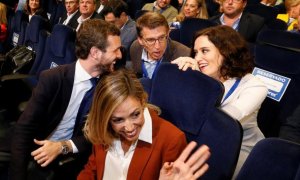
[69,140,79,153]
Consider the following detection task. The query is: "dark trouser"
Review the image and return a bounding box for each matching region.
[27,154,89,180]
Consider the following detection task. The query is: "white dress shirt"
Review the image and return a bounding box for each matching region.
[63,10,78,25]
[103,108,153,180]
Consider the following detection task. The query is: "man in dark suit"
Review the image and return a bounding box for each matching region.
[101,0,138,61]
[75,0,99,31]
[129,12,190,79]
[59,0,81,30]
[209,0,265,43]
[9,19,122,180]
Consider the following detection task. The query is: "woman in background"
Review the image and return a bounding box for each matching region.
[172,25,268,178]
[277,0,300,31]
[170,0,208,29]
[0,2,7,54]
[78,69,211,180]
[24,0,48,21]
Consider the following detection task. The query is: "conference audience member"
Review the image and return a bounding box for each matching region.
[142,0,178,23]
[102,0,137,61]
[0,2,7,54]
[59,0,80,30]
[172,25,268,178]
[130,12,190,79]
[76,0,98,31]
[24,0,48,21]
[209,0,265,43]
[78,69,211,180]
[277,0,300,31]
[9,19,122,180]
[171,0,209,29]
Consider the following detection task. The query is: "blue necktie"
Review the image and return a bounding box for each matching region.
[73,78,98,135]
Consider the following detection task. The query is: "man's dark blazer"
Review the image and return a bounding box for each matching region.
[209,12,265,43]
[129,39,190,77]
[10,62,91,179]
[59,10,81,30]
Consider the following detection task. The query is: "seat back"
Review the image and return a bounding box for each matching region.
[36,24,76,78]
[253,30,300,137]
[236,138,300,180]
[49,1,66,28]
[245,4,278,23]
[180,18,217,47]
[146,63,243,180]
[23,15,49,75]
[169,28,180,42]
[9,10,28,47]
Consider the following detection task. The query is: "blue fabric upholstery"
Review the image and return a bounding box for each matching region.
[146,63,243,180]
[169,28,180,43]
[255,30,300,137]
[180,18,217,47]
[236,138,300,180]
[23,15,49,75]
[36,24,76,78]
[10,11,27,46]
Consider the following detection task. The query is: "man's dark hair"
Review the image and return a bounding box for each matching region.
[101,0,128,18]
[75,19,120,59]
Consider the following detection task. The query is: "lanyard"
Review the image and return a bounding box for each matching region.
[222,79,241,103]
[142,59,162,79]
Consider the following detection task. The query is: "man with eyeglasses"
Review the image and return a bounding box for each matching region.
[59,0,80,29]
[209,0,265,43]
[129,12,190,79]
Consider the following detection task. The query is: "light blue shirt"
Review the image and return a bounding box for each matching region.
[48,60,92,152]
[141,49,162,79]
[220,13,243,31]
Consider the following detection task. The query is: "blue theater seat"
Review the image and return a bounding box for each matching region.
[179,18,217,47]
[142,63,243,180]
[36,24,76,79]
[253,30,300,137]
[236,138,300,180]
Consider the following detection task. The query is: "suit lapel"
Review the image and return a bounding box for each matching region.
[237,13,249,38]
[127,110,160,178]
[97,146,107,179]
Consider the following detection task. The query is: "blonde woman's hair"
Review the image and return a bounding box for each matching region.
[0,3,7,24]
[285,0,300,11]
[83,69,150,147]
[175,0,209,22]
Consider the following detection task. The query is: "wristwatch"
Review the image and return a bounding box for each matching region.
[61,141,69,155]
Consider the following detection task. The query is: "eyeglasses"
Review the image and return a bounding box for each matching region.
[222,0,243,3]
[65,1,76,5]
[142,35,168,46]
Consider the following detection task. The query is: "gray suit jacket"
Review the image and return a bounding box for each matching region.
[121,17,137,61]
[129,39,190,77]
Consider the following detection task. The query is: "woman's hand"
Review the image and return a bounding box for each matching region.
[171,57,200,71]
[159,141,211,180]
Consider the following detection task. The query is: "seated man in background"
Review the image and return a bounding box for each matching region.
[101,0,137,61]
[130,12,190,79]
[209,0,265,43]
[142,0,178,23]
[76,0,98,31]
[59,0,81,30]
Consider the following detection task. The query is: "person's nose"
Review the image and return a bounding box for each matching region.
[116,48,122,59]
[124,120,134,132]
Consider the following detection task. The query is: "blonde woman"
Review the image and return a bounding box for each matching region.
[0,2,7,53]
[78,69,210,180]
[171,0,208,29]
[277,0,300,30]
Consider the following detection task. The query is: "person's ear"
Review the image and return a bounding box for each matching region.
[90,46,102,59]
[137,36,144,46]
